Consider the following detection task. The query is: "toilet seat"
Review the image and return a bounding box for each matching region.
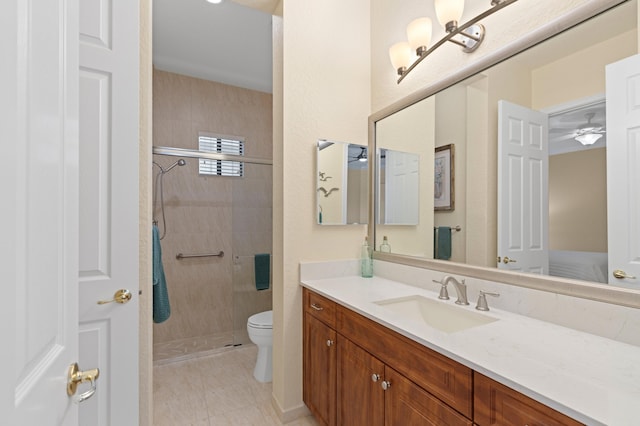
[248,310,272,329]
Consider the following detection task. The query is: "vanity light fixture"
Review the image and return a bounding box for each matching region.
[206,0,223,4]
[390,0,519,83]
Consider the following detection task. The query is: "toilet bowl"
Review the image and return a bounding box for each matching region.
[247,310,273,383]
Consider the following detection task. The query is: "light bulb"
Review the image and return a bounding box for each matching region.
[407,17,433,56]
[389,42,412,76]
[435,0,465,31]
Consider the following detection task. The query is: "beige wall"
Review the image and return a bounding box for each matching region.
[531,30,638,109]
[273,0,371,419]
[376,97,435,257]
[549,148,607,252]
[346,167,368,224]
[434,85,467,263]
[533,29,637,110]
[152,70,273,357]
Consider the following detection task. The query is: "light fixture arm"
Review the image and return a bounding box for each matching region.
[397,0,518,84]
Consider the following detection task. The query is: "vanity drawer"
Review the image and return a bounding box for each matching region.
[304,288,336,328]
[336,304,473,419]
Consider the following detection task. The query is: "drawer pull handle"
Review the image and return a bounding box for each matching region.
[311,303,323,311]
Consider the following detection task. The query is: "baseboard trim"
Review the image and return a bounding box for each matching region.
[271,395,311,424]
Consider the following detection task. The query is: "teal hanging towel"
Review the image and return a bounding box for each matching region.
[435,226,452,260]
[254,253,271,291]
[153,225,171,323]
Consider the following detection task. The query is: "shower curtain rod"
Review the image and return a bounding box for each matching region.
[153,146,273,166]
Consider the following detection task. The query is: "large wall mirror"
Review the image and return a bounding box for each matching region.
[317,139,369,225]
[371,0,640,306]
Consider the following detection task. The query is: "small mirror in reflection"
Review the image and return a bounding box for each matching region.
[316,140,368,225]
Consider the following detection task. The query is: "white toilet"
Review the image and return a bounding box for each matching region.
[247,310,273,383]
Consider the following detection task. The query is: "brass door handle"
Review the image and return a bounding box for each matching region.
[502,256,517,264]
[613,269,636,279]
[67,363,100,402]
[97,289,132,305]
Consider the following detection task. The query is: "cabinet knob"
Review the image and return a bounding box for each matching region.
[371,373,380,382]
[381,380,391,390]
[326,339,334,347]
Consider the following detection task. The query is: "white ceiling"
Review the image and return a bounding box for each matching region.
[153,0,274,93]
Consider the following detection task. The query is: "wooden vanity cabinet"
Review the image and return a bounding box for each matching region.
[336,304,473,425]
[337,336,472,425]
[337,337,384,425]
[474,373,584,426]
[336,304,474,419]
[303,289,337,426]
[304,288,582,426]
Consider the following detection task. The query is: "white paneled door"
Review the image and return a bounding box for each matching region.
[384,150,419,225]
[1,0,80,424]
[78,0,140,425]
[2,0,140,424]
[497,101,549,274]
[606,54,640,289]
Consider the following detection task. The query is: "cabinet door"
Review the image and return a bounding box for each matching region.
[474,373,583,426]
[384,367,472,426]
[337,337,385,426]
[304,313,337,426]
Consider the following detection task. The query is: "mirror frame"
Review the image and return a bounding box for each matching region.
[368,0,640,309]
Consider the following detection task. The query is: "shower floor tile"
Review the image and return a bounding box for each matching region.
[153,344,319,426]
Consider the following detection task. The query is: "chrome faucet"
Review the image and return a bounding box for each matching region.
[440,275,469,305]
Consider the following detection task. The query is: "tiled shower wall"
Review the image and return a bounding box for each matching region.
[152,70,272,361]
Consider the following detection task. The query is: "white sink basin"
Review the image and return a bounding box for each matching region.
[374,295,498,333]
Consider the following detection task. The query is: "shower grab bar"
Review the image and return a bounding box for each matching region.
[176,251,224,260]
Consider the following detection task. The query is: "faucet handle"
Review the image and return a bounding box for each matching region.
[432,279,450,300]
[476,290,500,311]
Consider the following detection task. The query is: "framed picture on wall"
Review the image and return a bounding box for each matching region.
[434,144,455,211]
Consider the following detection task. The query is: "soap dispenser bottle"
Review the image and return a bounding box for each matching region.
[380,236,391,253]
[361,236,373,278]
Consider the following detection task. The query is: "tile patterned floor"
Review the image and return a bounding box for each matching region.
[153,344,319,425]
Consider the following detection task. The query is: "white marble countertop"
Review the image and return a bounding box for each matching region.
[300,275,640,426]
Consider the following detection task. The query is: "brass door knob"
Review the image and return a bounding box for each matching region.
[97,289,132,305]
[502,256,517,264]
[613,269,636,279]
[67,363,100,402]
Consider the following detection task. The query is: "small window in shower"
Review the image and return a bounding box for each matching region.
[198,132,244,177]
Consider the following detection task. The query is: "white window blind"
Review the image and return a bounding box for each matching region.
[198,133,244,177]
